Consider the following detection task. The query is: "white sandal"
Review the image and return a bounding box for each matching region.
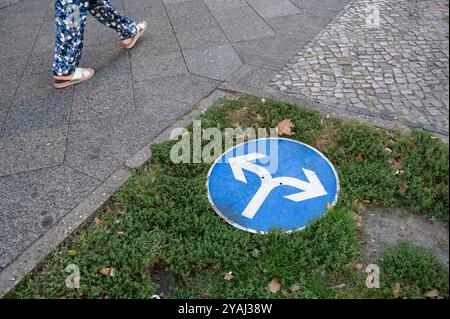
[123,21,147,50]
[53,67,95,89]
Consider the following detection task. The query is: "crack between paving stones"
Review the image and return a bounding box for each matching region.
[242,0,278,36]
[62,163,103,182]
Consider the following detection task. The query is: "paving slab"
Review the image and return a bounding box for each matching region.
[64,112,162,180]
[125,5,174,36]
[71,83,134,123]
[203,0,247,12]
[226,64,276,89]
[131,31,180,58]
[233,34,310,69]
[0,125,67,177]
[0,75,19,110]
[184,44,242,80]
[0,24,39,59]
[0,0,49,13]
[76,44,133,89]
[131,51,188,81]
[212,5,276,42]
[290,0,350,17]
[266,13,335,36]
[246,0,301,18]
[0,55,29,79]
[32,22,55,54]
[13,71,73,103]
[2,94,72,135]
[133,74,220,105]
[165,0,218,33]
[176,26,228,50]
[0,165,100,269]
[124,0,161,10]
[134,96,191,129]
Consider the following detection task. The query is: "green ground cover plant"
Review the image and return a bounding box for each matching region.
[9,95,449,299]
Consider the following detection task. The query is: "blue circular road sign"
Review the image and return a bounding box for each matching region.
[207,138,339,233]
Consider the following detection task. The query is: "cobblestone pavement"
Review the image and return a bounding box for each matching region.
[0,0,351,277]
[272,0,449,135]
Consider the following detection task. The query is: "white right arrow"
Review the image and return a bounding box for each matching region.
[275,169,328,203]
[227,153,328,219]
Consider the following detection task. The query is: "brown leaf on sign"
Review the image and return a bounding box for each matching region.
[224,272,233,281]
[276,119,294,136]
[398,183,409,192]
[94,217,103,227]
[392,283,401,298]
[269,278,281,293]
[356,152,365,161]
[424,289,440,298]
[100,268,111,276]
[289,283,301,293]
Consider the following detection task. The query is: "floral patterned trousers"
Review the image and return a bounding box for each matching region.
[53,0,137,76]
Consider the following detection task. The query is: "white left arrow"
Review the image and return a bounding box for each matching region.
[228,153,270,183]
[228,153,328,219]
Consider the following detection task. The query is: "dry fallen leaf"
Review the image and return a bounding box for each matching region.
[100,268,111,276]
[356,152,365,161]
[94,217,103,227]
[269,278,281,293]
[355,263,365,270]
[392,283,401,298]
[398,183,409,192]
[276,119,294,136]
[353,212,363,227]
[289,283,301,293]
[224,272,233,281]
[424,289,440,298]
[392,158,403,170]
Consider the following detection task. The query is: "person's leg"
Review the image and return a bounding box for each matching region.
[53,0,93,79]
[88,0,138,41]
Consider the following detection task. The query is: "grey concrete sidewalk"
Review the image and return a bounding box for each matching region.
[0,0,351,275]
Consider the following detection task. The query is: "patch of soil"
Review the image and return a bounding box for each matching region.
[361,207,449,265]
[149,260,172,298]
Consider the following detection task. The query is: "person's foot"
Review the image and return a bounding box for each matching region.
[53,67,95,89]
[121,38,132,47]
[121,21,147,49]
[53,67,94,82]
